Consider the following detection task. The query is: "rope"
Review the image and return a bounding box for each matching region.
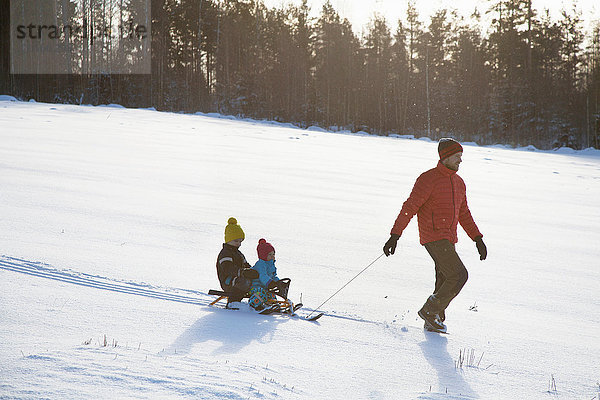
[306,253,385,318]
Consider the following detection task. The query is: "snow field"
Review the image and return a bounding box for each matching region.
[1,99,599,399]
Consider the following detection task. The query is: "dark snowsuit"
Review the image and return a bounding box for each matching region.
[216,243,252,303]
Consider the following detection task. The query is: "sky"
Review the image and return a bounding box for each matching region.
[264,0,600,34]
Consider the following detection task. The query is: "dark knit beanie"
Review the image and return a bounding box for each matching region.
[438,138,463,160]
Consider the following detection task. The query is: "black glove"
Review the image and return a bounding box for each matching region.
[475,236,487,260]
[231,276,251,292]
[241,268,259,279]
[383,234,400,257]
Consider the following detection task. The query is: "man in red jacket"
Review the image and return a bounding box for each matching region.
[383,138,487,332]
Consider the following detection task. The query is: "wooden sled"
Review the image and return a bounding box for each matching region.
[208,278,293,312]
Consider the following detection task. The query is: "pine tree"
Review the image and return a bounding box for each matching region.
[364,14,392,133]
[390,20,410,134]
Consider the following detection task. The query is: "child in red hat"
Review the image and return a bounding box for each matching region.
[248,239,289,311]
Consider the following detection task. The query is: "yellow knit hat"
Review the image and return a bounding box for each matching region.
[224,217,245,243]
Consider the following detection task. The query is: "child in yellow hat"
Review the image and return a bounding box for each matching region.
[215,217,258,307]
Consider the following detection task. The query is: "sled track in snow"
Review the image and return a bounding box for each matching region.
[0,255,383,325]
[0,255,212,306]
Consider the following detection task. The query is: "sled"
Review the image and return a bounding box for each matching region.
[208,278,294,312]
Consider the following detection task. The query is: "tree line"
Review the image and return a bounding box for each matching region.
[1,0,599,149]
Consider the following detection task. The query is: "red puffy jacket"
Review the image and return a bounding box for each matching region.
[391,161,482,245]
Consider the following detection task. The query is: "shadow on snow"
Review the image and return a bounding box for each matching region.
[418,332,478,399]
[167,307,286,355]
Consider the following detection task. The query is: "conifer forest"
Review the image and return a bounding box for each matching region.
[1,0,599,149]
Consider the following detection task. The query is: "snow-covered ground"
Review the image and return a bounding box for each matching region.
[1,97,599,399]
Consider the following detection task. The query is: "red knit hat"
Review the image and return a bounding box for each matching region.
[438,138,463,160]
[257,238,275,261]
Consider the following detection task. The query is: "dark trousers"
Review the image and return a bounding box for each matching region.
[226,288,246,303]
[424,239,468,312]
[224,276,251,303]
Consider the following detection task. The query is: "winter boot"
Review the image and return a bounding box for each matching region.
[258,303,281,315]
[226,301,243,310]
[418,295,446,332]
[423,314,447,333]
[438,309,446,322]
